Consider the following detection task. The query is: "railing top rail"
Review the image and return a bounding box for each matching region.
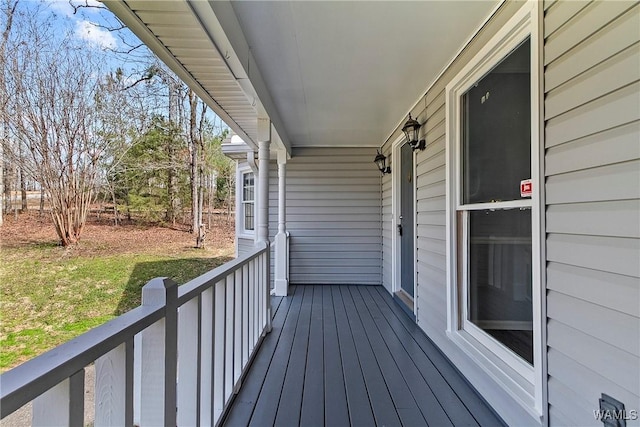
[177,241,268,305]
[0,304,164,418]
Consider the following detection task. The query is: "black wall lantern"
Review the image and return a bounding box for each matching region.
[374,150,391,175]
[402,114,426,151]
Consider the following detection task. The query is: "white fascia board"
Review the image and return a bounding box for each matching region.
[271,125,291,160]
[102,0,257,150]
[205,1,292,156]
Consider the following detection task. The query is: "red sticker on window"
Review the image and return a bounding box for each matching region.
[520,179,532,197]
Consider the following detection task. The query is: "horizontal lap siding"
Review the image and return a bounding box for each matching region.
[274,147,382,285]
[237,237,255,258]
[414,93,447,337]
[544,1,640,425]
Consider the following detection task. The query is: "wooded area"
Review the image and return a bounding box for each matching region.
[0,0,235,247]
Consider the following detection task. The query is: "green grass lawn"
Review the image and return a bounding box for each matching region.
[0,244,232,371]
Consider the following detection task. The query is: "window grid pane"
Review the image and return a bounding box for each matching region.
[243,201,254,231]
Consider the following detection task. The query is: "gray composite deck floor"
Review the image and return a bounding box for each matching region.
[222,285,505,427]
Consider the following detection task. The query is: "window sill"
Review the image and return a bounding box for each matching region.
[446,329,542,420]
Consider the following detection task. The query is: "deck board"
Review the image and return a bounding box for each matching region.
[247,286,303,427]
[223,289,291,427]
[331,286,377,426]
[351,286,450,426]
[300,286,325,426]
[274,286,312,426]
[222,285,505,427]
[356,286,455,426]
[371,286,502,426]
[347,286,426,426]
[339,286,402,426]
[321,286,350,426]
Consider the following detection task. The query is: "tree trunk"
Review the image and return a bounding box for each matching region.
[166,82,179,226]
[0,144,3,226]
[206,173,211,229]
[110,188,119,226]
[20,166,26,212]
[39,186,44,216]
[167,144,178,226]
[4,163,13,215]
[195,145,206,248]
[189,90,198,235]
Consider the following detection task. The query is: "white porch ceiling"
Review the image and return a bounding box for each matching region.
[105,0,500,150]
[226,1,499,148]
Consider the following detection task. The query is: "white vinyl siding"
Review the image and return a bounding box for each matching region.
[237,236,255,258]
[269,147,382,285]
[543,1,640,425]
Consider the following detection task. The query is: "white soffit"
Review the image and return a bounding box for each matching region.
[104,0,260,147]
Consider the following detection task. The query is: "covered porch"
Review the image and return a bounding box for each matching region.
[224,285,503,427]
[5,0,637,425]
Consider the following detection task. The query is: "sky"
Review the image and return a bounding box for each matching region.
[45,0,123,50]
[14,0,151,66]
[11,0,226,132]
[49,0,132,50]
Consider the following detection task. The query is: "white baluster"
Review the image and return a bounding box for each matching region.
[138,277,178,427]
[177,297,200,426]
[95,341,133,427]
[33,369,84,427]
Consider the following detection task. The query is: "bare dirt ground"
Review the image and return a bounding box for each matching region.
[0,210,235,255]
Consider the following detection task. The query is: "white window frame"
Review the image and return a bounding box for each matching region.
[237,166,255,238]
[445,0,544,419]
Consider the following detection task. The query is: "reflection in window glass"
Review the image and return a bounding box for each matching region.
[462,39,531,204]
[468,208,533,364]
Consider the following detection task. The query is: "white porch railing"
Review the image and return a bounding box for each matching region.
[0,242,271,426]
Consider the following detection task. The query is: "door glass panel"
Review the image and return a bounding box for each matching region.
[462,39,530,204]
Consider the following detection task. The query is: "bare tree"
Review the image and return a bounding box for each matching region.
[188,89,209,248]
[0,0,19,226]
[5,7,111,245]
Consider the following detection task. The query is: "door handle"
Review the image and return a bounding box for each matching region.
[397,224,403,236]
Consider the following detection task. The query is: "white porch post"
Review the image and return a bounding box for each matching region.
[256,114,272,331]
[274,151,288,296]
[256,116,271,244]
